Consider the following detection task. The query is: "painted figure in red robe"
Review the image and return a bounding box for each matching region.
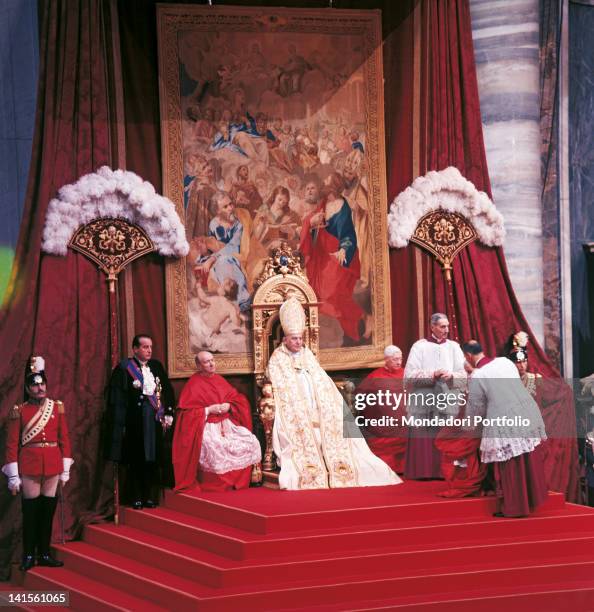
[299,172,364,342]
[172,351,261,492]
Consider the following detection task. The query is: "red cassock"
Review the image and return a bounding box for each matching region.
[172,373,254,493]
[434,420,486,498]
[5,401,72,477]
[360,367,408,474]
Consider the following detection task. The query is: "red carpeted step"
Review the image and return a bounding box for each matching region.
[22,567,166,611]
[162,489,268,533]
[13,484,592,610]
[48,537,594,610]
[121,505,249,559]
[295,581,594,611]
[162,487,565,534]
[83,522,594,591]
[84,523,234,588]
[122,501,594,562]
[49,541,217,608]
[198,561,594,611]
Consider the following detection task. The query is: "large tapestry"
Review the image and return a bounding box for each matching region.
[158,6,392,376]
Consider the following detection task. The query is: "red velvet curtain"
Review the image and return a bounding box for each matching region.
[388,0,563,374]
[0,0,116,577]
[386,0,579,501]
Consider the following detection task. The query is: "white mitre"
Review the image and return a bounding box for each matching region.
[279,297,306,335]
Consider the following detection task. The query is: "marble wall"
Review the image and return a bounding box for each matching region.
[469,0,544,345]
[569,1,594,377]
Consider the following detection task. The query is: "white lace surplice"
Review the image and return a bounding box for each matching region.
[199,418,261,474]
[270,346,401,490]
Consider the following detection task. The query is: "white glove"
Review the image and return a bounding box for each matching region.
[59,457,74,484]
[2,462,21,493]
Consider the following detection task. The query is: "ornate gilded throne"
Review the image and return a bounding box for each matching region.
[251,243,320,487]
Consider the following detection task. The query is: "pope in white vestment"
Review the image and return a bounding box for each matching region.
[267,297,402,490]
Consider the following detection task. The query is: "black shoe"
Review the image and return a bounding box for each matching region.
[37,554,63,568]
[143,500,158,509]
[131,500,143,510]
[19,555,35,571]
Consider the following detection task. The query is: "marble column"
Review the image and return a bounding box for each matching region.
[569,1,594,377]
[469,0,544,344]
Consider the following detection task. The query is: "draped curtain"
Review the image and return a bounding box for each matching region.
[0,0,117,578]
[387,0,579,501]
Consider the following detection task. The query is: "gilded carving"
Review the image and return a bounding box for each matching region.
[411,211,477,280]
[69,218,154,286]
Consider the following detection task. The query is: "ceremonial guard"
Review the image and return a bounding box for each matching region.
[505,331,542,395]
[506,330,580,502]
[2,356,74,571]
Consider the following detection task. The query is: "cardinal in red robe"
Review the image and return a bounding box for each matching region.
[434,419,487,498]
[359,346,408,474]
[172,351,261,492]
[434,358,486,498]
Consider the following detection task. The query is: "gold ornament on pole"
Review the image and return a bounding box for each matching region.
[69,218,154,293]
[43,167,189,526]
[410,210,477,342]
[69,218,155,526]
[410,210,477,282]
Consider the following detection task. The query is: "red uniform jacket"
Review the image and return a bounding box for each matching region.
[5,399,72,477]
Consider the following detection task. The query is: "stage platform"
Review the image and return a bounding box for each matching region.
[11,481,594,611]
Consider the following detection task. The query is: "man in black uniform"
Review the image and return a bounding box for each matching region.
[105,334,174,509]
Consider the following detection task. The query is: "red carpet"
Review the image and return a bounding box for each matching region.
[10,482,594,610]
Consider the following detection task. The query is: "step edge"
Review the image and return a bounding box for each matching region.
[53,544,214,599]
[83,525,594,573]
[25,569,165,611]
[53,542,594,600]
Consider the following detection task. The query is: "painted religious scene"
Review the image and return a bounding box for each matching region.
[159,7,391,376]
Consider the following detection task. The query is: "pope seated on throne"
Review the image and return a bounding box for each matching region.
[265,297,402,490]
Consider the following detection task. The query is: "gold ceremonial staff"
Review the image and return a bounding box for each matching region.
[410,210,477,342]
[69,218,155,526]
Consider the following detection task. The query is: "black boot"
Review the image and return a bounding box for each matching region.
[142,462,159,508]
[20,497,39,571]
[36,496,63,568]
[128,463,143,509]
